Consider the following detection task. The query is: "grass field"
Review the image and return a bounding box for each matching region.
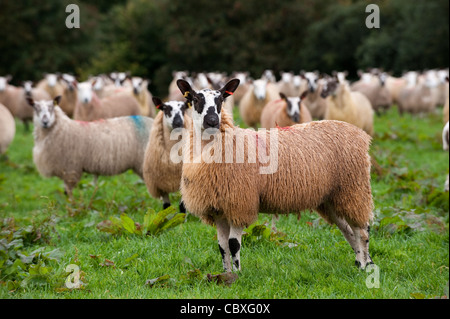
[0,106,448,299]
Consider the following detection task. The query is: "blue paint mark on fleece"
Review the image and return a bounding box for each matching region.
[129,115,149,140]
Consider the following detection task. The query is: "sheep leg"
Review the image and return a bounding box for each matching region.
[162,193,170,210]
[179,200,186,214]
[349,223,373,269]
[445,174,449,192]
[328,213,357,251]
[229,224,243,272]
[215,218,231,272]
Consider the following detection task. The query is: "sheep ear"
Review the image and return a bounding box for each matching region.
[300,91,308,100]
[177,79,194,100]
[279,92,287,101]
[219,79,240,99]
[26,97,35,108]
[53,96,61,106]
[152,97,164,110]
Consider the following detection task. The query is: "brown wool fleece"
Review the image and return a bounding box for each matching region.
[260,98,312,129]
[33,107,152,190]
[181,109,373,229]
[143,110,191,199]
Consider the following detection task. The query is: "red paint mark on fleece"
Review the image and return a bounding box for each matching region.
[75,118,105,126]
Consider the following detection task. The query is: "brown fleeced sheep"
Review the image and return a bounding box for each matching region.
[260,92,312,129]
[177,79,374,273]
[230,72,251,105]
[302,73,328,120]
[277,72,296,96]
[168,71,189,102]
[27,96,152,198]
[322,77,374,136]
[0,103,15,155]
[239,78,279,128]
[143,97,191,212]
[74,82,141,122]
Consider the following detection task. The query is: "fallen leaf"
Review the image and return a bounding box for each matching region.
[206,272,238,287]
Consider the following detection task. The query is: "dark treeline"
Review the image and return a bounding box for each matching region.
[0,0,448,97]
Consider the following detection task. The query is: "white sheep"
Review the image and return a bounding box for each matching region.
[143,97,191,212]
[239,78,279,128]
[27,95,153,198]
[74,81,141,122]
[322,76,374,136]
[0,103,15,156]
[177,78,374,272]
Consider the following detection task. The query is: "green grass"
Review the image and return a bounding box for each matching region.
[0,106,448,299]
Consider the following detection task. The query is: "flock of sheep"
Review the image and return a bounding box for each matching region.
[0,67,448,273]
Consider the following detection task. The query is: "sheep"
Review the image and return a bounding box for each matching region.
[0,103,15,156]
[26,95,153,198]
[1,76,50,131]
[260,91,312,129]
[206,76,235,117]
[384,75,407,107]
[302,72,328,120]
[397,71,435,114]
[143,97,191,212]
[109,71,132,87]
[239,78,280,128]
[443,121,449,192]
[230,72,251,105]
[277,72,296,96]
[351,71,392,113]
[59,74,78,117]
[261,69,276,83]
[322,76,374,136]
[176,78,374,272]
[36,73,64,99]
[74,81,141,122]
[131,76,156,118]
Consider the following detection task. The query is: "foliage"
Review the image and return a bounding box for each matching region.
[96,206,186,236]
[1,0,448,95]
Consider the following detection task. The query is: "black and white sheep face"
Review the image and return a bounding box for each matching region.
[0,75,12,92]
[304,72,318,92]
[77,82,93,104]
[280,92,308,123]
[131,77,148,95]
[27,97,60,129]
[176,78,240,130]
[110,72,129,87]
[61,74,77,92]
[153,97,188,130]
[23,81,33,95]
[320,78,339,98]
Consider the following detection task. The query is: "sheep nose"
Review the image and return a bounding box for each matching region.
[204,115,219,129]
[293,113,300,123]
[172,114,183,129]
